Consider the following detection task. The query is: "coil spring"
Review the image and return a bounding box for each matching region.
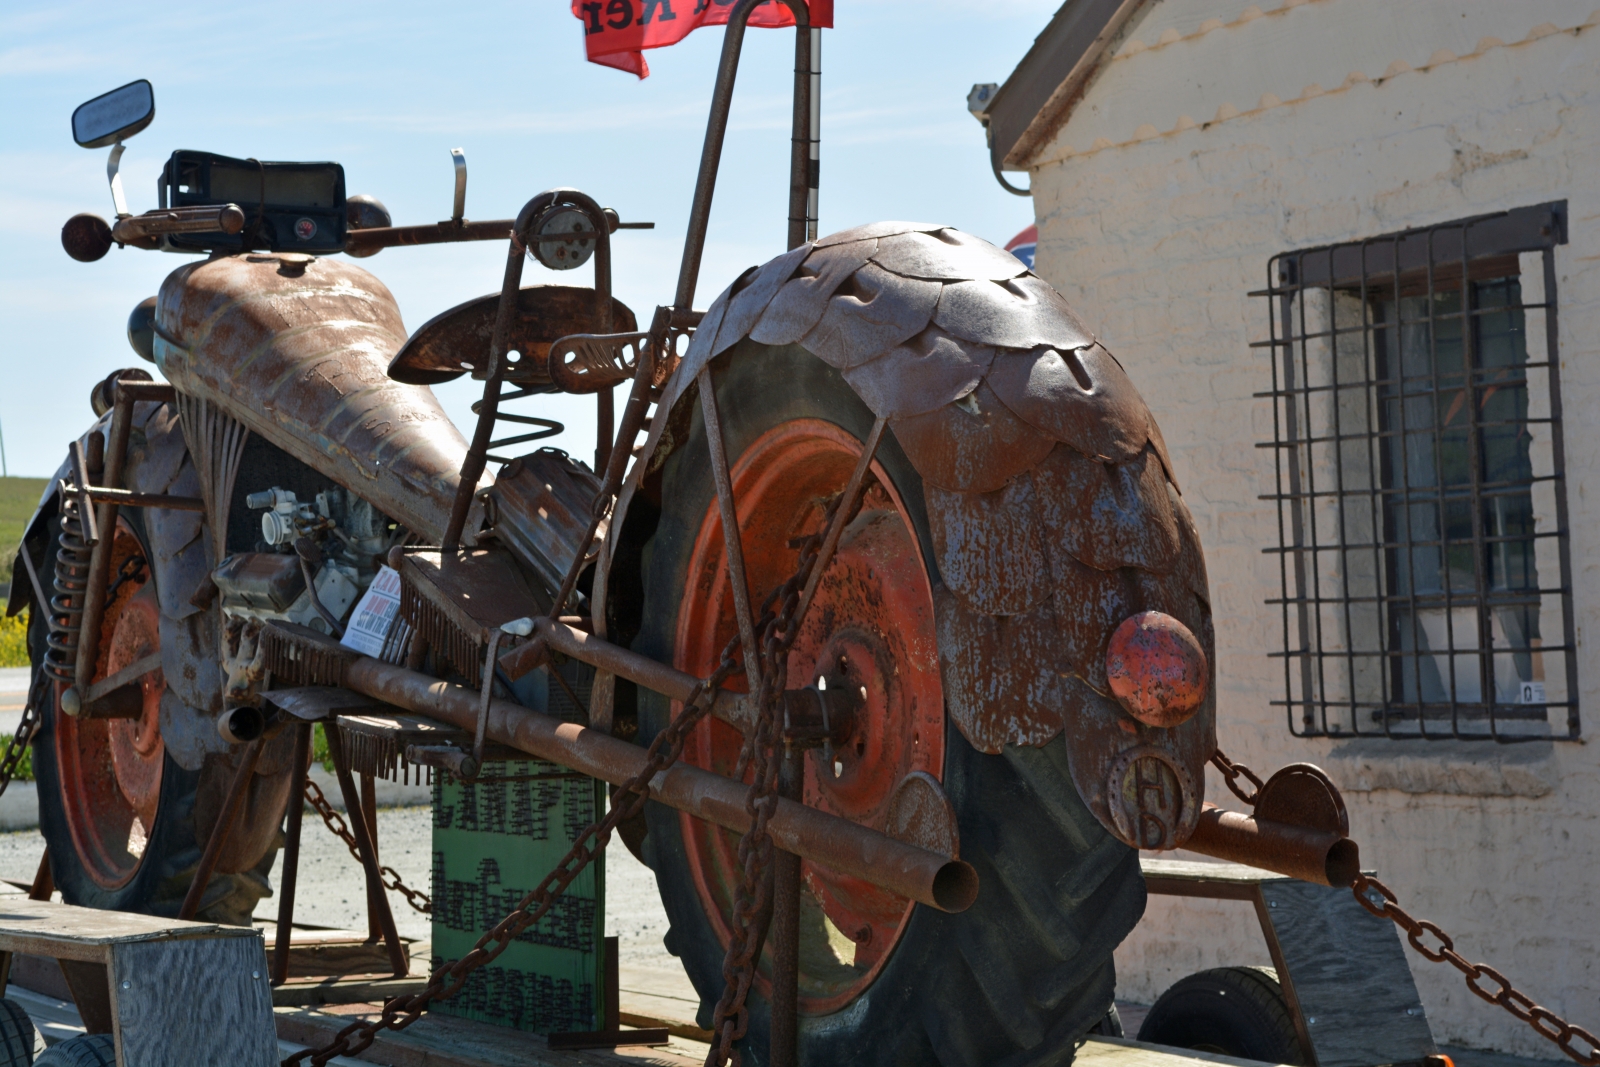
[43,493,92,684]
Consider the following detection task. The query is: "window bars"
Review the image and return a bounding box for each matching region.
[1254,202,1576,741]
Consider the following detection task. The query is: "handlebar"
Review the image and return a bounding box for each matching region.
[111,203,246,244]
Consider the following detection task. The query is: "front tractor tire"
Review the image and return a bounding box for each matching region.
[30,492,286,925]
[633,345,1146,1066]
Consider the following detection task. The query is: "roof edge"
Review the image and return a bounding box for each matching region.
[984,0,1151,172]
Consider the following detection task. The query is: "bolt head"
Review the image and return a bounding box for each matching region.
[121,980,131,989]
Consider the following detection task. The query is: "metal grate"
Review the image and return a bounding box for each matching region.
[1253,202,1576,741]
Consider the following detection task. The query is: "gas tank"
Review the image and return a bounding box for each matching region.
[153,253,486,544]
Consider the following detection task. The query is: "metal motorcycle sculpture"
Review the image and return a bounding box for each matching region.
[11,9,1364,1065]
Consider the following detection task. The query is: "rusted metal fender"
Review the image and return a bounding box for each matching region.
[613,223,1214,853]
[153,253,485,544]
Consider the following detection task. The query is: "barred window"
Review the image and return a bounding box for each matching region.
[1255,203,1576,741]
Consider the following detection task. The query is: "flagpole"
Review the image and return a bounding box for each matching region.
[808,26,820,242]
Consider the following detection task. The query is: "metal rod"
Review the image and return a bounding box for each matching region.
[273,723,312,986]
[341,655,977,912]
[673,0,809,309]
[1182,804,1360,887]
[769,748,803,1067]
[697,366,763,697]
[179,737,264,921]
[80,487,205,511]
[345,219,513,253]
[787,18,812,252]
[807,27,820,242]
[794,417,886,628]
[443,240,526,552]
[596,386,615,473]
[361,771,381,942]
[74,388,137,694]
[28,850,51,901]
[325,726,409,977]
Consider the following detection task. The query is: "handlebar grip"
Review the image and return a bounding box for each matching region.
[109,203,246,244]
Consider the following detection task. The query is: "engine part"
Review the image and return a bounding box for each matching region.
[532,205,597,271]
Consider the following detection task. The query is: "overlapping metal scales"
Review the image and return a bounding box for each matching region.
[656,222,1215,847]
[152,255,482,544]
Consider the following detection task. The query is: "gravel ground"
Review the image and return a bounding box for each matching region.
[0,806,676,968]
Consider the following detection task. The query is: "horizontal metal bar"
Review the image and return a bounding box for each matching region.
[340,655,979,912]
[80,486,206,511]
[1182,805,1359,887]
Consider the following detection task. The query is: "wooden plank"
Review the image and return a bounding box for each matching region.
[0,898,243,962]
[1259,879,1436,1067]
[110,934,278,1067]
[271,972,430,1008]
[276,1004,709,1067]
[1077,1036,1290,1067]
[1141,858,1290,883]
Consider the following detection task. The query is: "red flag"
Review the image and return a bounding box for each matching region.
[572,0,833,79]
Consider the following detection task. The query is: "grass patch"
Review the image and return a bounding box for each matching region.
[0,735,33,782]
[0,612,26,669]
[0,476,50,596]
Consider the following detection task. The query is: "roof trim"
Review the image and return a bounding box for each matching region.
[983,0,1149,172]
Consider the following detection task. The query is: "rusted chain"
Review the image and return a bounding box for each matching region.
[705,479,875,1067]
[283,631,744,1067]
[1210,749,1264,807]
[303,777,432,916]
[1353,876,1599,1066]
[0,671,45,797]
[1211,750,1597,1067]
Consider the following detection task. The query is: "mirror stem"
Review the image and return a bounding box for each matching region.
[107,141,130,219]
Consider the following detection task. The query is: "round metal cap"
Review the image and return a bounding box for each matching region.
[1105,611,1207,728]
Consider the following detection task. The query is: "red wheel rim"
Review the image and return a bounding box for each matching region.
[675,418,944,1014]
[56,518,166,890]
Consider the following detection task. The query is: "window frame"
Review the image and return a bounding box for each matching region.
[1253,202,1576,742]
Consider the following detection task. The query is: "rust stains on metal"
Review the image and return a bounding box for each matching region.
[1184,804,1362,888]
[388,285,637,387]
[1105,611,1208,729]
[154,254,484,544]
[611,221,1217,852]
[337,654,978,913]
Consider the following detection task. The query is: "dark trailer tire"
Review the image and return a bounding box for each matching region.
[1137,966,1308,1066]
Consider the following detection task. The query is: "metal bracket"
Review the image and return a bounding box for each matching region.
[450,148,467,224]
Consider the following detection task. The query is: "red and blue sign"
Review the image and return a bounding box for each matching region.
[1005,224,1037,270]
[573,0,834,78]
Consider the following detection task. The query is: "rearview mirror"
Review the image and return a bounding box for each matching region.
[72,80,155,148]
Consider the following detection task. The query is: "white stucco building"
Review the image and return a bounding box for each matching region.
[974,1,1600,1059]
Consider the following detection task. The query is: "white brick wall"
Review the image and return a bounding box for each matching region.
[1024,4,1600,1057]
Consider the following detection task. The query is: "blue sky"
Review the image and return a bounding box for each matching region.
[0,0,1050,477]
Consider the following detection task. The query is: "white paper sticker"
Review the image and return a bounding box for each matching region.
[341,565,402,657]
[1518,681,1547,705]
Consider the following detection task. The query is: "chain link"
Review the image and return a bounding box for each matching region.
[283,629,745,1066]
[302,777,433,916]
[1213,750,1597,1067]
[0,669,45,797]
[1352,875,1599,1066]
[1209,749,1264,806]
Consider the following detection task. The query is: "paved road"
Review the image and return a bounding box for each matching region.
[0,804,678,973]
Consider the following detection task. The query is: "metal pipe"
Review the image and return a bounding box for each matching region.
[697,367,763,697]
[180,737,265,920]
[505,616,745,725]
[807,27,820,241]
[272,723,312,986]
[1181,804,1361,888]
[787,16,812,251]
[341,656,978,913]
[673,0,809,308]
[344,219,512,254]
[81,487,205,511]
